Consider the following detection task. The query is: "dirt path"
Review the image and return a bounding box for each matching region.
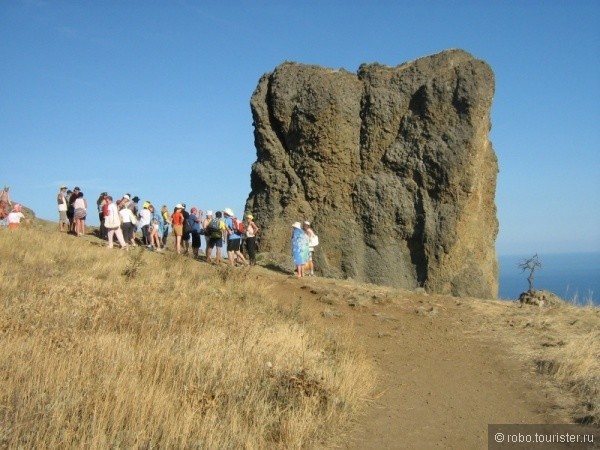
[266,272,569,449]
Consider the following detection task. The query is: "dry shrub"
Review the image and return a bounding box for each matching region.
[0,227,373,448]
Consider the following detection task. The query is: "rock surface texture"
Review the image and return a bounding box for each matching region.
[246,49,499,298]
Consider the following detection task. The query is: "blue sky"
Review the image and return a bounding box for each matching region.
[1,1,598,256]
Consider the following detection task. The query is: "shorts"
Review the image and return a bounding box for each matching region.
[227,238,241,252]
[173,224,183,236]
[208,237,223,248]
[74,208,86,220]
[59,211,68,223]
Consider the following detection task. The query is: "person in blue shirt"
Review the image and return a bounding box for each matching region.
[189,207,203,259]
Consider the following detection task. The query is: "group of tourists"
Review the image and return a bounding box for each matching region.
[56,186,262,266]
[3,185,321,275]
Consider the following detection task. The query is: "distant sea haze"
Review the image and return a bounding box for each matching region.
[498,252,600,306]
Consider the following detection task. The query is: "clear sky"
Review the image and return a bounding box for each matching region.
[1,1,598,256]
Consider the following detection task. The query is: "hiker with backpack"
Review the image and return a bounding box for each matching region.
[205,210,226,264]
[223,208,248,267]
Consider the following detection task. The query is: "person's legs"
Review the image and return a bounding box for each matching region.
[115,228,127,248]
[192,232,200,257]
[206,241,213,263]
[235,251,247,265]
[215,239,223,264]
[107,229,115,248]
[246,237,256,265]
[227,248,235,266]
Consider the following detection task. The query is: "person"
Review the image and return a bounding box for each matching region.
[148,204,163,251]
[57,185,69,232]
[7,204,25,229]
[202,210,213,250]
[97,192,108,240]
[189,207,203,258]
[205,210,226,264]
[291,221,309,277]
[119,201,137,247]
[68,186,80,233]
[181,203,190,254]
[302,221,318,276]
[244,214,259,266]
[104,196,128,249]
[138,201,152,246]
[73,191,87,236]
[224,208,247,267]
[160,205,171,247]
[171,204,185,254]
[0,186,12,223]
[129,196,140,217]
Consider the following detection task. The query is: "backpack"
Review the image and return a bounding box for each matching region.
[230,217,245,235]
[207,218,222,239]
[183,216,192,234]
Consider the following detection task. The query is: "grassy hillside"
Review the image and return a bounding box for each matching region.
[0,225,373,448]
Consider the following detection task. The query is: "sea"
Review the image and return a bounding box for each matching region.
[498,252,600,306]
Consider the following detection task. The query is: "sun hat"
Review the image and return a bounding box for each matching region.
[143,201,150,208]
[132,196,140,203]
[304,221,311,226]
[292,221,301,229]
[123,194,130,200]
[246,214,254,220]
[175,203,183,209]
[223,208,234,216]
[206,210,213,216]
[60,185,67,189]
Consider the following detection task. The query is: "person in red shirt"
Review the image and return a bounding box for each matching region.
[171,204,184,254]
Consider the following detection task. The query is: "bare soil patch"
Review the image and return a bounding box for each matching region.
[260,269,599,449]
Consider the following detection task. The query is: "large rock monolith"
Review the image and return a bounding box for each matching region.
[245,49,499,298]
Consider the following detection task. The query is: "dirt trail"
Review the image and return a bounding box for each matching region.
[266,273,569,449]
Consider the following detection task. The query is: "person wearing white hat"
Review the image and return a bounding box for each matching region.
[291,222,309,277]
[223,208,247,267]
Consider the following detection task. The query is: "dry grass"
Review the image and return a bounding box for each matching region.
[0,226,374,449]
[469,297,600,425]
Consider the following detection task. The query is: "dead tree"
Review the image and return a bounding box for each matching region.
[518,254,542,293]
